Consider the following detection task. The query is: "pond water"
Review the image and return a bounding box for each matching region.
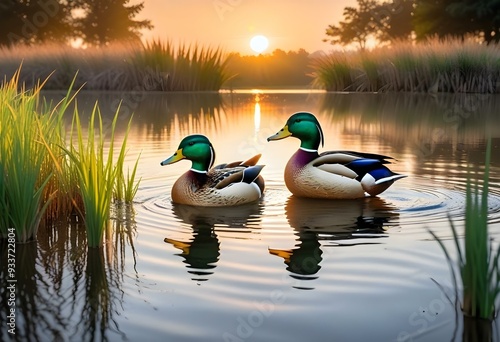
[2,90,500,341]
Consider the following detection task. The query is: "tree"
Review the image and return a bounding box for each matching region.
[412,0,500,43]
[324,0,379,50]
[375,0,414,43]
[323,0,414,49]
[446,0,500,43]
[413,0,470,41]
[0,0,153,47]
[327,0,500,46]
[0,0,73,47]
[73,0,152,46]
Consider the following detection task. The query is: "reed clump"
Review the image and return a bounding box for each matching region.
[0,40,232,91]
[430,139,499,320]
[131,40,232,91]
[0,71,140,247]
[0,70,66,242]
[312,38,500,93]
[63,105,139,247]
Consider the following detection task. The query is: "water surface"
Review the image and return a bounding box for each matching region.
[2,90,500,341]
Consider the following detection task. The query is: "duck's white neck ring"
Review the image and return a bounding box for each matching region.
[190,168,207,174]
[299,147,318,153]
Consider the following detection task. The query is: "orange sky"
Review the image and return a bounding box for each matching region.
[136,0,356,55]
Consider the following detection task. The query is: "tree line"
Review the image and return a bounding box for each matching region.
[324,0,500,50]
[0,0,152,47]
[225,49,314,88]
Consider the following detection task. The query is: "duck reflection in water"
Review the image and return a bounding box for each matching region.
[165,203,261,282]
[269,196,398,289]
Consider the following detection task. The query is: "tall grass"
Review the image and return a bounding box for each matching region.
[63,105,138,248]
[312,53,353,91]
[38,78,83,222]
[131,40,232,91]
[111,104,141,203]
[114,156,140,203]
[312,38,500,93]
[0,40,232,91]
[430,139,499,320]
[0,70,66,241]
[0,70,140,246]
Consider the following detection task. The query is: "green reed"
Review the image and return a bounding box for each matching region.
[0,68,140,246]
[112,106,141,203]
[38,79,83,222]
[63,104,138,248]
[430,139,499,320]
[312,38,500,93]
[114,157,141,203]
[0,70,64,241]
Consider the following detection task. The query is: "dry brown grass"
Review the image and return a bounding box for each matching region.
[0,40,232,91]
[312,38,500,93]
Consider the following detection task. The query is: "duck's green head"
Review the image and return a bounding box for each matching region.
[160,134,215,172]
[267,112,324,150]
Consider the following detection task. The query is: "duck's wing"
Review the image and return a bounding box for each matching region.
[311,151,395,179]
[208,165,265,190]
[315,163,359,178]
[316,150,394,164]
[213,154,262,169]
[311,151,363,178]
[213,161,242,169]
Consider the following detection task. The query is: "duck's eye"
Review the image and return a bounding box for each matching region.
[188,141,194,146]
[295,119,301,123]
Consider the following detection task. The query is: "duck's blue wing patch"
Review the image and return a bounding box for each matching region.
[346,159,394,181]
[347,158,383,169]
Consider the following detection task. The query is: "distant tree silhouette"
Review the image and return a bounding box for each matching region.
[323,0,414,49]
[323,0,379,50]
[0,0,73,46]
[416,0,500,43]
[413,0,469,41]
[74,0,152,46]
[327,0,500,48]
[0,0,153,47]
[375,0,414,43]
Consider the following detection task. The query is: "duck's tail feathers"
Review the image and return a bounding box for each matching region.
[361,170,406,196]
[241,154,262,167]
[242,165,265,184]
[374,173,407,185]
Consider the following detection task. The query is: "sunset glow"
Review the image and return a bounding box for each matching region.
[137,0,351,54]
[250,35,269,54]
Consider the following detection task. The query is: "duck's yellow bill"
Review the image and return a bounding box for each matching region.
[267,125,291,141]
[268,248,293,263]
[164,238,191,254]
[160,148,185,166]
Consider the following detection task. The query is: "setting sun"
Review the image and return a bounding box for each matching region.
[250,35,269,54]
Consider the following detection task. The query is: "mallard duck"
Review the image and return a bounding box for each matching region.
[267,112,406,199]
[160,134,265,206]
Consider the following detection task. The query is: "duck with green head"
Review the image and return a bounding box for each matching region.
[267,112,406,199]
[161,134,265,206]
